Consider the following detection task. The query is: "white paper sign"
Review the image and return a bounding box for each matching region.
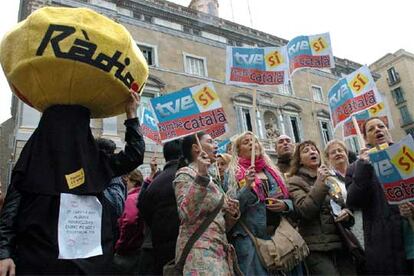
[58,193,103,259]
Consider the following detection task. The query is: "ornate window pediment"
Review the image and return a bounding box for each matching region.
[231,93,253,105]
[316,109,330,119]
[282,102,302,113]
[147,75,166,90]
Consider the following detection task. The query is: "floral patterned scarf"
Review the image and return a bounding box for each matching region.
[236,156,289,201]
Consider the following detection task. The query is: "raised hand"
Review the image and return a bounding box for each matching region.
[316,164,331,185]
[245,165,256,188]
[125,89,141,119]
[197,151,211,176]
[358,147,370,162]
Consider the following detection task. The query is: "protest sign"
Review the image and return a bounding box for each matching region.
[140,107,161,144]
[150,82,228,143]
[328,65,383,129]
[343,101,393,138]
[287,33,334,74]
[369,135,414,204]
[58,193,103,259]
[225,46,289,86]
[206,123,227,139]
[217,139,231,154]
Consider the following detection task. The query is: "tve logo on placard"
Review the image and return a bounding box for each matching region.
[370,151,402,182]
[232,48,265,70]
[288,36,311,57]
[329,79,352,108]
[143,109,158,130]
[151,89,200,123]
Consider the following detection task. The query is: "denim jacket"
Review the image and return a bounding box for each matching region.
[223,168,293,275]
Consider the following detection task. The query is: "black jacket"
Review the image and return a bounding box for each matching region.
[138,160,180,275]
[0,117,145,273]
[346,159,410,275]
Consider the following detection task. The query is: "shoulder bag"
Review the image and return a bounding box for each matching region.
[240,217,309,272]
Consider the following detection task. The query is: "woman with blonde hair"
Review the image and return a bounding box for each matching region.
[324,140,349,177]
[224,131,299,275]
[217,153,232,181]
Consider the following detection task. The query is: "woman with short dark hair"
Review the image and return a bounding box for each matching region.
[173,132,240,275]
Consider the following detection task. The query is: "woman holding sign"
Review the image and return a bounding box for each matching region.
[346,117,412,274]
[172,132,241,275]
[224,131,304,275]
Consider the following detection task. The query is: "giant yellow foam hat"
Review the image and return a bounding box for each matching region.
[0,7,149,118]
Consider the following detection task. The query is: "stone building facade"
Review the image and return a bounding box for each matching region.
[1,0,363,185]
[370,49,414,141]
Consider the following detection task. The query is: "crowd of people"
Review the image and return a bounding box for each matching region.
[0,96,413,276]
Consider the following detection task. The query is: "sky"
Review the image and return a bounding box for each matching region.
[0,0,413,123]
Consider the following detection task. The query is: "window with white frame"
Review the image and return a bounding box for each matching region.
[346,136,360,154]
[278,80,293,95]
[284,114,302,143]
[235,105,254,132]
[137,43,157,66]
[387,67,398,83]
[184,53,207,77]
[319,119,333,147]
[242,107,253,132]
[392,87,405,104]
[312,85,324,102]
[399,105,413,125]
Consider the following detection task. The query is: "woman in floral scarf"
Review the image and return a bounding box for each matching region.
[224,131,302,275]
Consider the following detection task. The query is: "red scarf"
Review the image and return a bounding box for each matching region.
[236,157,289,201]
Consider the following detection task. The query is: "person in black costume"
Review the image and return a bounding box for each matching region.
[0,91,145,275]
[138,139,182,275]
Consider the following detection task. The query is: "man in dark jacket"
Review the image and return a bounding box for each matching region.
[0,92,145,275]
[346,117,411,274]
[138,139,182,275]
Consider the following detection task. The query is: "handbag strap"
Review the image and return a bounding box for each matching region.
[176,195,225,270]
[239,221,268,269]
